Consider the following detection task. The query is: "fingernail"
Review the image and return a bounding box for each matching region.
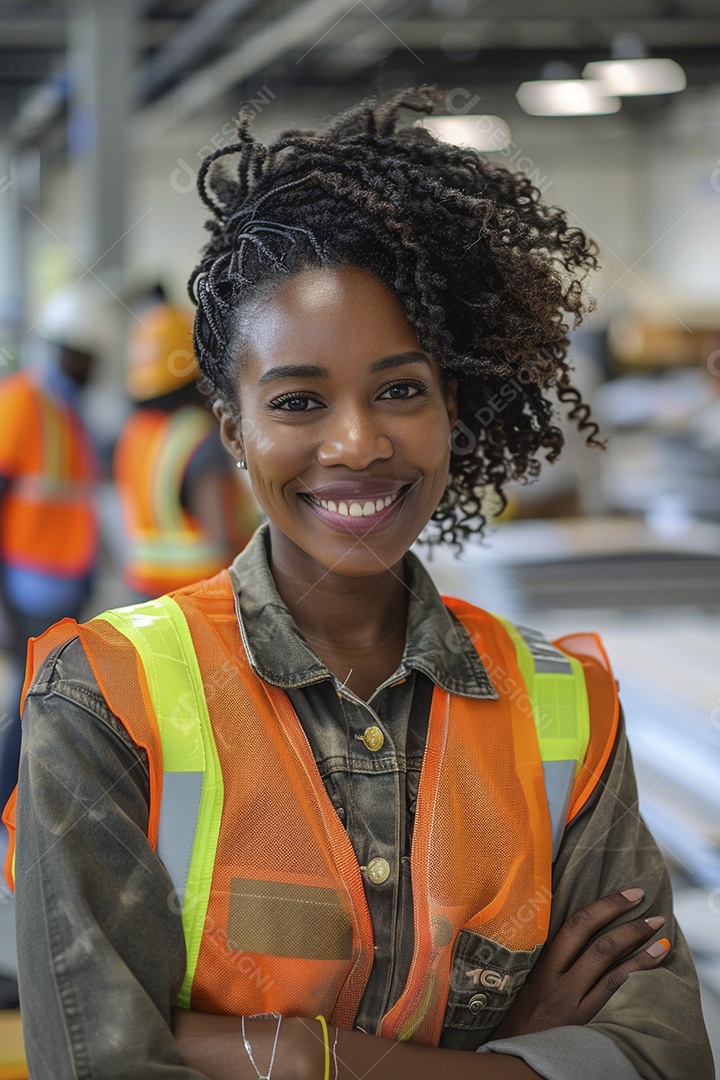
[645,916,665,930]
[621,888,645,902]
[647,938,671,957]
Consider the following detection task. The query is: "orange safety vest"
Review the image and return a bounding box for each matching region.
[113,407,254,597]
[0,370,97,577]
[4,573,618,1045]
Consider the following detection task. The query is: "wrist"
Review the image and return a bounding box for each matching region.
[272,1016,327,1080]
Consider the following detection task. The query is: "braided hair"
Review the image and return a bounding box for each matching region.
[189,86,602,548]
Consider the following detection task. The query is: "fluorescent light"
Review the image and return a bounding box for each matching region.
[516,80,621,117]
[582,58,686,96]
[421,115,511,151]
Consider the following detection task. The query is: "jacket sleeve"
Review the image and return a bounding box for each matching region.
[13,636,209,1080]
[478,712,715,1080]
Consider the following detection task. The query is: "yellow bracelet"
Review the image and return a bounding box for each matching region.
[314,1014,330,1080]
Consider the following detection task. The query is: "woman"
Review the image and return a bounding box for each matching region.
[4,88,713,1080]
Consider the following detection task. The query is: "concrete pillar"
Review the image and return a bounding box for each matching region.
[68,0,139,294]
[0,142,40,368]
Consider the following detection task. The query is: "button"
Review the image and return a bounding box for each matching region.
[366,857,391,884]
[468,993,487,1014]
[358,725,384,752]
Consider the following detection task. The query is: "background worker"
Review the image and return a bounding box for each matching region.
[113,291,258,599]
[0,289,101,819]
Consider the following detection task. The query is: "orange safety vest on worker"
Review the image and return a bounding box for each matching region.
[113,407,254,597]
[4,572,618,1046]
[0,369,98,577]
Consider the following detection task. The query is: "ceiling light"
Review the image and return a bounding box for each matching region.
[421,115,511,151]
[516,80,620,117]
[582,58,686,96]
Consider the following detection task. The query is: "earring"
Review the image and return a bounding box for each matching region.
[237,458,247,470]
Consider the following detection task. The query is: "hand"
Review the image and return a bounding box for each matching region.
[490,888,670,1039]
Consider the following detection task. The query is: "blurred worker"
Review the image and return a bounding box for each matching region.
[0,290,101,814]
[113,295,258,599]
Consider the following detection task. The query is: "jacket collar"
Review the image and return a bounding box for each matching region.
[228,524,497,700]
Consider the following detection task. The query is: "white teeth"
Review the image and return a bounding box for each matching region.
[312,490,403,517]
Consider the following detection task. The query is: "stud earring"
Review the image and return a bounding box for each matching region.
[237,458,247,470]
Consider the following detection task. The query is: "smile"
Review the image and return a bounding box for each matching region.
[307,490,403,518]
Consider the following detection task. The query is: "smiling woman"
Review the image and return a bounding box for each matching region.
[215,267,456,584]
[213,264,458,698]
[4,87,714,1080]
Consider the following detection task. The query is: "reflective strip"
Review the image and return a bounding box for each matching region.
[36,386,67,484]
[99,596,224,1007]
[495,615,590,859]
[12,476,93,500]
[154,410,212,533]
[542,761,577,860]
[156,772,204,904]
[129,534,226,566]
[514,622,574,676]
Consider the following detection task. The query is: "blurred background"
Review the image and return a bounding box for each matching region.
[0,0,720,1073]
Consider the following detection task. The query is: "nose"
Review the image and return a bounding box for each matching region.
[316,407,393,470]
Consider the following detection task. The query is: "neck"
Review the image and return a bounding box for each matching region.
[265,529,409,654]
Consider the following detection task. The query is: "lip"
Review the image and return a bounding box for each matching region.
[299,482,413,535]
[301,480,411,501]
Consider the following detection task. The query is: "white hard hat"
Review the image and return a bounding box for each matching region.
[35,279,117,357]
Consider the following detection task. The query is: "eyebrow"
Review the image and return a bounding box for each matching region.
[257,351,433,386]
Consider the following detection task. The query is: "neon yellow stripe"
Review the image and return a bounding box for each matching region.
[153,410,212,533]
[494,614,538,723]
[494,614,589,770]
[99,597,224,1006]
[535,657,589,765]
[36,390,67,483]
[130,535,225,564]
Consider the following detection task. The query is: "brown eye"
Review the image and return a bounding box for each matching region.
[378,380,428,400]
[269,393,322,411]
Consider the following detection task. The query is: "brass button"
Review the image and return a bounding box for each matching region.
[468,993,487,1014]
[366,857,391,884]
[359,725,384,752]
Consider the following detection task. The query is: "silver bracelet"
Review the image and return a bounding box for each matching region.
[241,1012,282,1080]
[332,1025,340,1080]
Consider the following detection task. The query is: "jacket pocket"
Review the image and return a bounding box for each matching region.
[440,930,543,1050]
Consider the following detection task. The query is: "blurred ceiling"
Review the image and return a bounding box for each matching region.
[2,0,720,145]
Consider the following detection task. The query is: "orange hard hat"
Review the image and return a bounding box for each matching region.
[126,303,198,400]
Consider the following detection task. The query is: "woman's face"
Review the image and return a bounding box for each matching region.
[216,265,457,579]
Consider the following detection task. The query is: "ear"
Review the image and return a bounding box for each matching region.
[212,399,244,464]
[445,377,459,430]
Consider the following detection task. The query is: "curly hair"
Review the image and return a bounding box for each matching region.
[188,86,602,548]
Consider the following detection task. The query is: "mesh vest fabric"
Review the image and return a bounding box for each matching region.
[113,408,234,596]
[3,573,619,1047]
[0,372,97,576]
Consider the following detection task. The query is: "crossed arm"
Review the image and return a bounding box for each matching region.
[12,648,714,1080]
[172,889,670,1080]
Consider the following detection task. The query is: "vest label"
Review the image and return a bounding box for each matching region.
[464,966,511,992]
